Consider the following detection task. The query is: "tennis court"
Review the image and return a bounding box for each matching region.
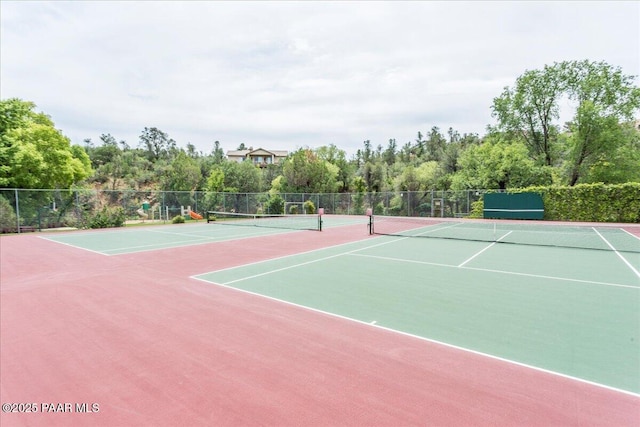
[38,213,362,255]
[195,220,640,393]
[1,215,638,426]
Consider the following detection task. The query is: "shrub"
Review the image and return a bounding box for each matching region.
[264,194,284,215]
[468,200,484,218]
[87,206,126,229]
[303,199,315,214]
[172,215,185,224]
[0,196,18,232]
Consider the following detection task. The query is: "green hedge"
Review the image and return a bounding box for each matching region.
[470,183,640,223]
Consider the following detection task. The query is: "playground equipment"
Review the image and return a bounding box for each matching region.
[137,200,151,220]
[181,206,203,221]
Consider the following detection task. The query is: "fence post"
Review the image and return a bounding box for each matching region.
[14,189,20,233]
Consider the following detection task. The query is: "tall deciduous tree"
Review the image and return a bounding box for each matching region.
[491,60,640,185]
[492,64,565,166]
[221,159,262,193]
[315,144,353,192]
[562,60,640,185]
[0,98,92,188]
[281,148,339,193]
[451,133,551,190]
[139,127,176,161]
[580,122,640,184]
[163,150,202,192]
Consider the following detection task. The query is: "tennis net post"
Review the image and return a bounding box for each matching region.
[366,208,373,235]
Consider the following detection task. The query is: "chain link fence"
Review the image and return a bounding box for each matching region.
[0,188,486,233]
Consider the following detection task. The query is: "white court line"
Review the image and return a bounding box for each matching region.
[217,235,411,285]
[189,274,640,398]
[458,230,513,267]
[192,236,388,277]
[458,242,496,267]
[147,223,303,237]
[349,252,639,290]
[40,226,298,256]
[593,227,640,279]
[102,229,293,255]
[37,236,109,256]
[621,227,640,240]
[196,232,639,290]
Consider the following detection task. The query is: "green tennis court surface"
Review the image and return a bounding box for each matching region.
[194,236,640,394]
[40,215,367,255]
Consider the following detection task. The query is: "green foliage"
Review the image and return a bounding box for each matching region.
[492,60,640,185]
[451,135,552,190]
[85,134,155,190]
[221,160,263,193]
[0,99,93,188]
[172,215,186,224]
[87,206,126,229]
[388,194,405,215]
[303,199,315,215]
[537,183,640,223]
[0,196,17,231]
[263,193,284,214]
[139,127,176,162]
[281,148,339,193]
[583,129,640,184]
[205,167,225,192]
[162,151,202,192]
[468,199,484,218]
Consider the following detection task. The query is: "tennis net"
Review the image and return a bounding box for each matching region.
[368,215,640,253]
[207,211,322,231]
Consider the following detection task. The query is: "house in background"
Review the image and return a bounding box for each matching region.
[226,147,288,167]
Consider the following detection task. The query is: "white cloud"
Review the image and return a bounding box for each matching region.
[1,1,638,156]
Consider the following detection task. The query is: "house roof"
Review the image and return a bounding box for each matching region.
[226,150,250,157]
[226,148,288,157]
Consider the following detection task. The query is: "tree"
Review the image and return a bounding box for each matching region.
[383,138,397,165]
[491,59,640,183]
[491,64,565,166]
[394,161,439,192]
[205,167,225,192]
[211,141,225,164]
[425,127,446,162]
[561,60,640,185]
[579,122,640,184]
[221,160,262,193]
[451,134,551,190]
[281,148,339,193]
[0,98,92,188]
[315,144,353,192]
[415,131,426,159]
[138,127,176,161]
[162,150,202,192]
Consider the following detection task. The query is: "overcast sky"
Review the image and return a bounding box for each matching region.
[1,1,638,157]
